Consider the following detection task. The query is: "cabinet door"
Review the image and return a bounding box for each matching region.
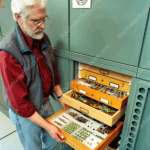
[44,0,69,51]
[70,0,149,66]
[0,0,15,38]
[138,9,150,70]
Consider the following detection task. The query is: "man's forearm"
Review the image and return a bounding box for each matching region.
[54,84,68,108]
[54,84,63,97]
[27,111,51,130]
[27,111,64,142]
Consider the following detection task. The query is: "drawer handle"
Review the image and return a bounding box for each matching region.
[80,107,89,115]
[100,69,109,75]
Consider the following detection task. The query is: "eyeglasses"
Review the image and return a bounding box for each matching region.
[27,16,49,27]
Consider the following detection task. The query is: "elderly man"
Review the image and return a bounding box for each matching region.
[0,0,67,149]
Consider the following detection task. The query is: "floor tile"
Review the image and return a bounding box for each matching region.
[0,132,23,150]
[0,112,16,139]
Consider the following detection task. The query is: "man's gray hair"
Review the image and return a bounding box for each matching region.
[11,0,48,20]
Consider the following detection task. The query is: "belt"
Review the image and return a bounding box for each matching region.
[42,96,49,102]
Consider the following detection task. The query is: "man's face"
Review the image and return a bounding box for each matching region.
[22,5,47,40]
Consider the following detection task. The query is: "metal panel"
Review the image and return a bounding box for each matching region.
[138,9,150,70]
[137,73,150,82]
[69,51,137,77]
[134,88,150,150]
[0,0,15,39]
[44,0,69,51]
[54,48,69,59]
[70,0,149,66]
[137,68,150,82]
[120,78,150,150]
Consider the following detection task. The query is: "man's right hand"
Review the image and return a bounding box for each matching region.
[27,111,65,143]
[47,124,65,143]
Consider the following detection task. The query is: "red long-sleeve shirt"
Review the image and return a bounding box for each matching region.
[0,32,60,117]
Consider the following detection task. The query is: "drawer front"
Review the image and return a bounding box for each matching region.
[80,70,131,93]
[71,78,128,110]
[46,107,124,150]
[80,63,132,83]
[62,90,126,126]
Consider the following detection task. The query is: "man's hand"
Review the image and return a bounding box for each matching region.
[54,84,68,108]
[27,111,65,143]
[46,124,64,143]
[59,97,68,108]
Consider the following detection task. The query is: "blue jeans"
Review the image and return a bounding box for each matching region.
[9,98,57,150]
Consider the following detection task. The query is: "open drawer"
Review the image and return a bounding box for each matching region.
[62,90,126,127]
[71,78,128,110]
[46,107,124,150]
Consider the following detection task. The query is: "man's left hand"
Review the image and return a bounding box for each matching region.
[59,97,68,108]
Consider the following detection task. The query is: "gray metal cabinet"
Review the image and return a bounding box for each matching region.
[0,0,15,38]
[134,87,150,150]
[138,9,150,70]
[44,0,69,51]
[120,78,150,150]
[70,0,149,67]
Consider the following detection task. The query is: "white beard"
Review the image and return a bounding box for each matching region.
[23,23,44,40]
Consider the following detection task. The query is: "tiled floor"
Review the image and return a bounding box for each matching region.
[0,111,24,150]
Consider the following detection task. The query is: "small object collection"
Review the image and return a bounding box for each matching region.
[97,125,113,135]
[59,118,67,124]
[55,121,62,126]
[68,112,78,118]
[50,108,119,150]
[76,117,88,123]
[71,92,117,116]
[72,127,91,142]
[63,115,70,121]
[62,122,80,134]
[76,78,127,99]
[95,135,104,140]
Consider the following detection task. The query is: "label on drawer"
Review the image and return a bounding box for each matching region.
[100,98,109,104]
[110,82,119,88]
[89,75,97,81]
[79,89,86,95]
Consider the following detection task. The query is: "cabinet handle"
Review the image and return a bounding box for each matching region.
[100,69,109,75]
[80,107,89,115]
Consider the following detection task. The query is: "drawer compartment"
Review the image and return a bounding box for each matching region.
[71,78,128,110]
[62,90,126,126]
[46,107,123,150]
[80,70,131,93]
[80,63,132,83]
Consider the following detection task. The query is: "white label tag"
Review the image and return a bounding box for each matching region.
[79,89,86,95]
[89,76,97,81]
[100,98,109,104]
[73,0,91,8]
[110,82,119,88]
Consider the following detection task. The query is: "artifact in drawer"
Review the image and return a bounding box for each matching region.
[62,90,126,126]
[80,70,131,93]
[46,107,124,150]
[71,91,118,116]
[71,78,128,110]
